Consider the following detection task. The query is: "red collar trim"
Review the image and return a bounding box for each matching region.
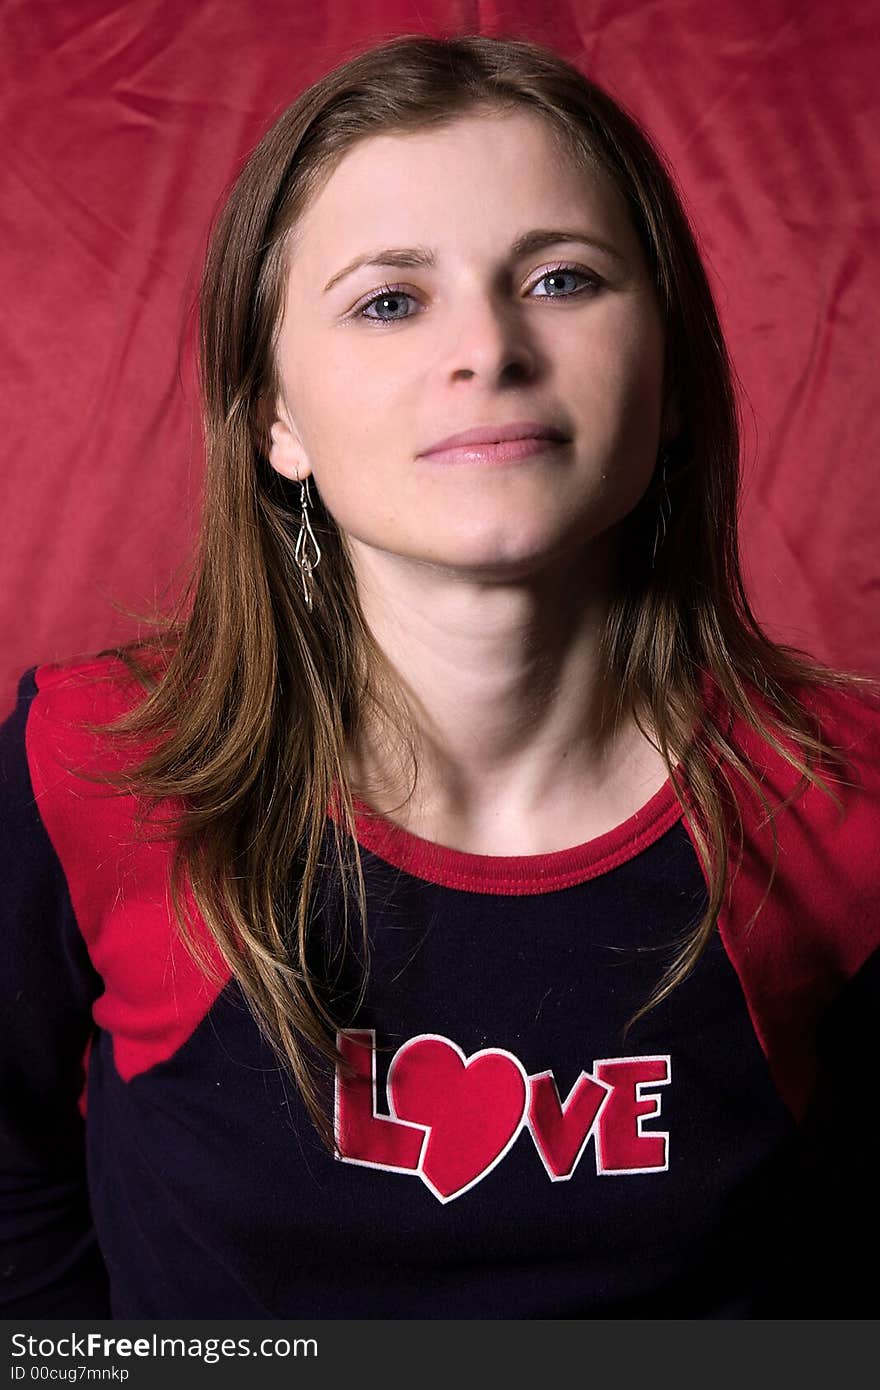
[329,775,684,895]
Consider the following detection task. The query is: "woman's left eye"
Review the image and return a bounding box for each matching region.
[354,264,599,324]
[528,265,600,299]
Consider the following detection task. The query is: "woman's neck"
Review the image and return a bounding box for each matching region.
[340,528,674,852]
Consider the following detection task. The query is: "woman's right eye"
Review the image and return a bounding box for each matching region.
[356,285,420,325]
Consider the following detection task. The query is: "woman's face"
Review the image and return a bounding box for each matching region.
[269,109,669,579]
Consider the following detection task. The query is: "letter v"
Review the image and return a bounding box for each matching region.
[526,1070,612,1179]
[335,1029,426,1173]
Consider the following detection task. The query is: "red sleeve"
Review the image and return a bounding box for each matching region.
[691,677,880,1119]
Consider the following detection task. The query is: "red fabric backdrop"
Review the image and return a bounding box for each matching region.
[2,1,878,717]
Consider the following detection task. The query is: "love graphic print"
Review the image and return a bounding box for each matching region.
[334,1030,671,1202]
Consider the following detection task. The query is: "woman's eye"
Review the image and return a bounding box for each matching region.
[358,286,420,323]
[355,264,599,324]
[529,265,599,299]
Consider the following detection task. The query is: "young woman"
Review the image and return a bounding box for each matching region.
[2,32,878,1320]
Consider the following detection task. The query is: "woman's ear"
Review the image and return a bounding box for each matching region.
[268,401,313,483]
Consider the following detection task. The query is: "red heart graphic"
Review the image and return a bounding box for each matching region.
[387,1035,528,1201]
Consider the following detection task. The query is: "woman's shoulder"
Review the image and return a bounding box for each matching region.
[782,675,880,828]
[792,673,880,749]
[0,651,158,919]
[25,644,164,729]
[6,645,170,820]
[696,669,880,899]
[703,667,880,784]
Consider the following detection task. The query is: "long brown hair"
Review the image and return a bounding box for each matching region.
[76,32,876,1155]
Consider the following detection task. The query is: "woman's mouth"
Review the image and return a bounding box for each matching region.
[416,437,571,467]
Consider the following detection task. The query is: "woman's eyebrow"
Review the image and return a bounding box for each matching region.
[321,228,626,294]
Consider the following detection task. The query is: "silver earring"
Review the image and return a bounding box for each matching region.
[294,475,321,611]
[650,448,673,570]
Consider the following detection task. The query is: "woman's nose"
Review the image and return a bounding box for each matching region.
[444,295,539,383]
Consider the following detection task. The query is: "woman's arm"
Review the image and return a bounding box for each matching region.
[0,668,111,1316]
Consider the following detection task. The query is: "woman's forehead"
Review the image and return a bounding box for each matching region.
[287,113,641,281]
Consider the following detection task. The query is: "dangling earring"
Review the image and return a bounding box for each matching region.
[294,474,321,611]
[650,447,673,570]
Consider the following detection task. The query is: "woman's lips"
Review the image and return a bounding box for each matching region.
[416,437,571,466]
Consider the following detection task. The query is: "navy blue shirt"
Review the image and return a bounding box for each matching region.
[2,658,879,1317]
